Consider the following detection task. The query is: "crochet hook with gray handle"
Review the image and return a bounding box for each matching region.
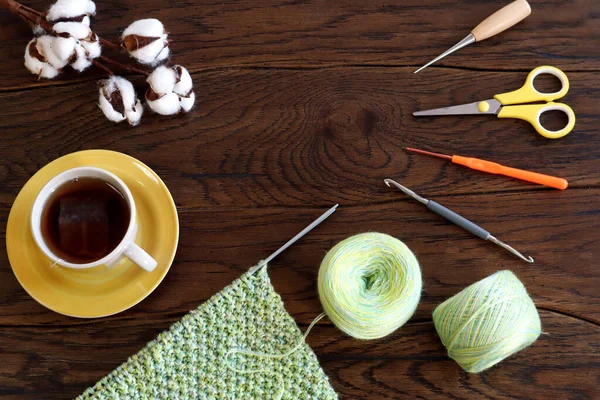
[384,179,533,263]
[249,204,339,275]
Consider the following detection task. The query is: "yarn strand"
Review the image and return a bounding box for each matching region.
[225,312,326,400]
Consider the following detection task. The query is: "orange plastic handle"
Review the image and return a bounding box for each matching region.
[452,156,568,190]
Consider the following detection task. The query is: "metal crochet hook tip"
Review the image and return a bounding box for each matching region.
[249,204,339,275]
[488,235,534,263]
[384,179,428,205]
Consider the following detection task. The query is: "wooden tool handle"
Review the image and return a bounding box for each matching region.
[471,0,531,42]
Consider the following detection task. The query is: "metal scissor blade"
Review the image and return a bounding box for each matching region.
[413,99,501,116]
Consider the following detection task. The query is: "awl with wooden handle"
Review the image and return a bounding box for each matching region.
[414,0,532,73]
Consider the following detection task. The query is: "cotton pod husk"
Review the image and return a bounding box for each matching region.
[98,76,144,126]
[145,65,195,115]
[121,19,169,65]
[46,0,96,26]
[24,38,60,79]
[432,270,541,373]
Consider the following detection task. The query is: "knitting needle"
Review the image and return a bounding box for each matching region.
[249,204,339,275]
[384,179,534,263]
[414,0,531,74]
[405,147,568,190]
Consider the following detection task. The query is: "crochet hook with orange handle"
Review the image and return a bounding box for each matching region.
[405,147,568,190]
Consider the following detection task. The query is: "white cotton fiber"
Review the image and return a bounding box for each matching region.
[70,45,92,71]
[81,38,101,59]
[122,18,165,37]
[147,92,181,115]
[173,65,192,96]
[37,35,70,69]
[147,65,176,94]
[121,19,169,65]
[98,76,144,125]
[24,39,60,79]
[47,0,96,23]
[129,39,169,65]
[126,100,144,126]
[53,21,91,39]
[179,91,195,112]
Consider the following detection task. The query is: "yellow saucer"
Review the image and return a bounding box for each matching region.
[6,150,179,318]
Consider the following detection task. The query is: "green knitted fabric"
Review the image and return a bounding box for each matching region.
[77,268,338,400]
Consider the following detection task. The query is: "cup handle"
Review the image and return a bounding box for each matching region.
[124,243,158,272]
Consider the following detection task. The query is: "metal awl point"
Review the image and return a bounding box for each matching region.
[414,34,475,74]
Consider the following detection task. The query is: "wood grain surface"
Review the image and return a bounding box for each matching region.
[0,0,598,399]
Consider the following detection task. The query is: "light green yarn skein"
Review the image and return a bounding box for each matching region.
[318,232,422,340]
[433,270,541,373]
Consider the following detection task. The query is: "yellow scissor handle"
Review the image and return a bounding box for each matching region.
[494,66,570,105]
[498,102,575,139]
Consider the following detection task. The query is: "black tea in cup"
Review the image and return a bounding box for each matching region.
[40,177,130,264]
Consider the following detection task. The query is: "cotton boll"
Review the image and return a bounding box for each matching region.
[99,90,126,123]
[52,36,77,62]
[113,77,138,113]
[125,100,144,126]
[81,36,101,59]
[84,0,96,15]
[129,40,169,65]
[146,92,181,115]
[147,65,176,94]
[55,25,100,72]
[70,45,92,71]
[173,65,192,96]
[47,0,96,23]
[146,64,195,114]
[121,18,170,65]
[52,21,91,39]
[71,55,91,71]
[179,91,195,112]
[98,76,144,125]
[37,35,69,69]
[24,39,60,79]
[122,18,165,37]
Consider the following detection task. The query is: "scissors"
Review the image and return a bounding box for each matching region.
[414,66,575,139]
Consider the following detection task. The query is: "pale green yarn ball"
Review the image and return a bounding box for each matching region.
[318,232,422,340]
[433,270,541,373]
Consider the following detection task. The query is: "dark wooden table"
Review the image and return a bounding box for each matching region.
[1,0,598,398]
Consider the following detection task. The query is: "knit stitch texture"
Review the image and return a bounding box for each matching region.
[77,268,338,399]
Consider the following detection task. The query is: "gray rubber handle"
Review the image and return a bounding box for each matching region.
[427,200,490,240]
